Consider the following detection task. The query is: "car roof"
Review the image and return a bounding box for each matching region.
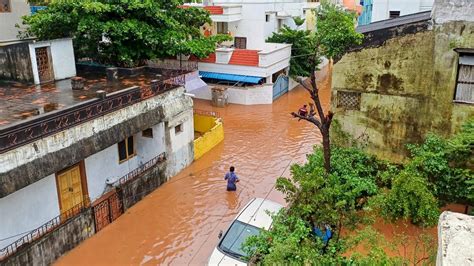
[236,198,283,230]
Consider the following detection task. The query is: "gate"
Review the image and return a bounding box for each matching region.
[273,75,289,100]
[35,47,54,83]
[93,191,123,232]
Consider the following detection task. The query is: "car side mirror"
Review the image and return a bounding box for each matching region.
[218,230,223,239]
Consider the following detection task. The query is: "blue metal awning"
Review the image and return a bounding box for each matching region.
[199,71,263,84]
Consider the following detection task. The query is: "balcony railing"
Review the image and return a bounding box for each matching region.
[0,198,90,260]
[118,152,166,186]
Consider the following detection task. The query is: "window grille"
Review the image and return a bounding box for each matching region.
[455,54,474,104]
[337,91,361,110]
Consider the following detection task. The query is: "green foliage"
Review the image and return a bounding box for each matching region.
[315,2,363,60]
[266,26,317,77]
[379,170,440,227]
[405,119,474,205]
[244,145,390,264]
[292,16,306,27]
[20,0,230,67]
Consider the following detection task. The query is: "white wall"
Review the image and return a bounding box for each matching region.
[0,0,30,41]
[192,83,274,105]
[372,0,434,22]
[0,174,60,249]
[29,38,76,84]
[84,122,166,201]
[165,110,194,177]
[213,0,305,50]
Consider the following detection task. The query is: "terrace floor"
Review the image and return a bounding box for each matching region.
[0,69,170,129]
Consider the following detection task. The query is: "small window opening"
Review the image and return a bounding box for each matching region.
[265,14,270,22]
[389,11,400,19]
[175,124,183,134]
[142,128,153,138]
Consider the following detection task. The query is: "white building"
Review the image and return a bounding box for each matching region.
[0,0,31,42]
[371,0,434,22]
[182,0,306,105]
[0,61,196,262]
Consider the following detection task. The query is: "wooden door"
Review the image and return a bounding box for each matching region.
[35,47,54,83]
[57,165,84,214]
[234,37,247,49]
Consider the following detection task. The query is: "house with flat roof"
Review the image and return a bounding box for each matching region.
[178,0,306,105]
[0,50,197,264]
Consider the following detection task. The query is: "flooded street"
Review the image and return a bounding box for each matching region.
[55,67,332,265]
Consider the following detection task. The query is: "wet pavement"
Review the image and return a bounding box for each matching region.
[55,66,332,265]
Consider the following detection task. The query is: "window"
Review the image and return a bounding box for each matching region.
[389,11,400,19]
[265,14,270,22]
[216,22,228,34]
[337,91,361,110]
[218,221,261,261]
[118,136,135,162]
[142,128,153,138]
[175,124,183,134]
[234,37,247,49]
[455,54,474,104]
[0,0,11,12]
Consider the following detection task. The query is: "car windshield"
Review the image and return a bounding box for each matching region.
[218,220,261,260]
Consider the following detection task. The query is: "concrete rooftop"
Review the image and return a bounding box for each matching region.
[0,68,171,129]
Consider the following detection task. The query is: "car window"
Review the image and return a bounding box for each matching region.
[218,220,261,260]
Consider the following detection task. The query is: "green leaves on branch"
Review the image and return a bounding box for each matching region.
[315,2,363,61]
[21,0,227,67]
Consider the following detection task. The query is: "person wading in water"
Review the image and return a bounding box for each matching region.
[224,166,239,191]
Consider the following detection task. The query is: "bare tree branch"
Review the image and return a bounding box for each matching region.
[291,112,322,129]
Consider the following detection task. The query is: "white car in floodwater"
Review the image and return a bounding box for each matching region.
[208,198,284,266]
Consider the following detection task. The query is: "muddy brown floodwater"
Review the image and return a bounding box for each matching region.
[55,66,332,266]
[55,64,452,265]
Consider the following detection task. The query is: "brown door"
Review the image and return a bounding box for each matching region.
[57,164,86,215]
[35,47,54,83]
[234,37,247,49]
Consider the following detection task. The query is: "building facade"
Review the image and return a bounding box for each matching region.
[358,0,373,25]
[370,0,434,22]
[0,0,30,42]
[181,0,306,105]
[0,61,196,263]
[331,0,474,162]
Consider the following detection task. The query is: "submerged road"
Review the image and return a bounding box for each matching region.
[55,67,332,265]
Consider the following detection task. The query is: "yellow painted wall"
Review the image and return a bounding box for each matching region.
[194,115,224,160]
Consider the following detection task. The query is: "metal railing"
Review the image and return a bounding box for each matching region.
[0,197,90,260]
[193,109,221,118]
[118,152,166,186]
[0,151,169,260]
[0,72,188,154]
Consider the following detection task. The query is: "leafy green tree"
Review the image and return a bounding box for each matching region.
[378,169,440,227]
[267,26,316,77]
[20,0,229,67]
[244,146,388,264]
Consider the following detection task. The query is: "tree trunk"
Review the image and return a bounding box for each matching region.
[322,127,331,173]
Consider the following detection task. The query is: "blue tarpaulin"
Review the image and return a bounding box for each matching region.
[199,71,263,84]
